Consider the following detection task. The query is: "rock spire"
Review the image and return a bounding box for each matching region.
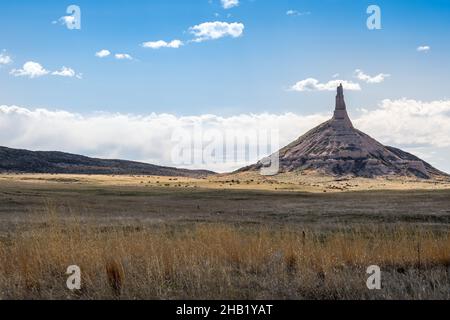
[332,84,353,129]
[239,85,447,179]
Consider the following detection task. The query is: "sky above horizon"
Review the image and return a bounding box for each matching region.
[1,0,450,173]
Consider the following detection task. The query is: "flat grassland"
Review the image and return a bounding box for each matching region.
[0,173,449,299]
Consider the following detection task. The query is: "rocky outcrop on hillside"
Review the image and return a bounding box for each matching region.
[240,85,447,179]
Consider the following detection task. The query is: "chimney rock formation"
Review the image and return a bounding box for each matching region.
[240,85,446,179]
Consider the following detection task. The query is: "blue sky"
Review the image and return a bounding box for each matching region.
[1,0,450,172]
[1,0,449,114]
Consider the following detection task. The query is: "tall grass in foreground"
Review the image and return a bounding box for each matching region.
[0,212,449,299]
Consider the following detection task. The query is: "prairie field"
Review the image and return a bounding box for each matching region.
[0,174,449,299]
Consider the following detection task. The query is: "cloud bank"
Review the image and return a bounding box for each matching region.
[1,99,449,173]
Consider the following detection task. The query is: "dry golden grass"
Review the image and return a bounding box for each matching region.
[1,172,449,193]
[0,209,449,300]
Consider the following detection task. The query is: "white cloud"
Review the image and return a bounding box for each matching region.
[355,98,450,148]
[221,0,239,9]
[0,52,12,65]
[0,105,327,172]
[115,53,133,60]
[54,15,76,28]
[189,21,244,42]
[142,40,184,49]
[10,61,50,78]
[95,49,111,58]
[10,61,81,79]
[354,69,390,84]
[96,50,133,60]
[52,66,82,79]
[2,99,449,173]
[290,78,361,92]
[417,45,431,52]
[286,10,311,16]
[60,16,75,25]
[354,99,450,173]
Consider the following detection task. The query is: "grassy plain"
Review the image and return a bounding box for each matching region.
[0,173,449,299]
